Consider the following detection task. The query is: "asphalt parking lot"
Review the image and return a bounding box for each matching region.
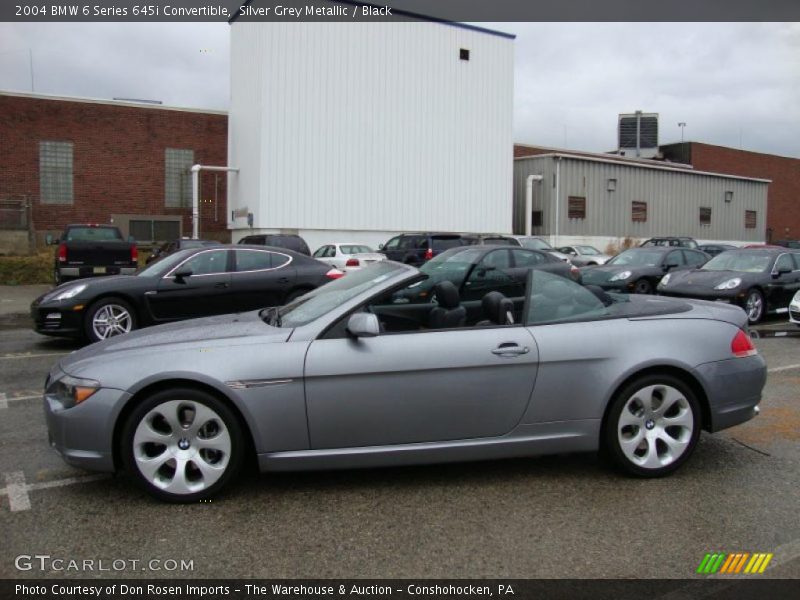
[1,321,799,580]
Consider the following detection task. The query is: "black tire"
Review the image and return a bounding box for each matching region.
[83,296,138,343]
[633,278,653,294]
[121,387,245,502]
[603,374,701,478]
[743,288,765,324]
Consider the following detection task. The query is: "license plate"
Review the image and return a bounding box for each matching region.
[93,267,106,274]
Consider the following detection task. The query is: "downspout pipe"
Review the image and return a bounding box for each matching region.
[191,164,239,239]
[525,174,543,236]
[554,156,562,247]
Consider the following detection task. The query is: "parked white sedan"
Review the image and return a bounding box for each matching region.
[790,290,800,327]
[313,243,387,272]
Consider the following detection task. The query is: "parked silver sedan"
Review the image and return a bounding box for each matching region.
[557,245,613,266]
[43,261,766,501]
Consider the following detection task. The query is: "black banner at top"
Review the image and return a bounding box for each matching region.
[2,0,800,22]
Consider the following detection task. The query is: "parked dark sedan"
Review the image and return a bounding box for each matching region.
[698,243,737,257]
[658,248,800,323]
[396,245,580,304]
[580,247,710,294]
[31,245,343,343]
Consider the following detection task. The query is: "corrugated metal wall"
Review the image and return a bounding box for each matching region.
[229,22,514,234]
[514,155,768,242]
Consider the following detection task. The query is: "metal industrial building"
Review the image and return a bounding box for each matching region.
[513,151,769,249]
[227,18,515,250]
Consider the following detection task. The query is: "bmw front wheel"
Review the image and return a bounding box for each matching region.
[604,374,700,477]
[121,388,244,502]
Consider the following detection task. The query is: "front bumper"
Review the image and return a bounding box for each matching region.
[695,354,767,432]
[44,385,130,472]
[659,287,747,306]
[30,301,84,337]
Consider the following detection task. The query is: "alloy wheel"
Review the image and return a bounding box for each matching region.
[745,291,764,323]
[91,303,133,339]
[132,399,232,496]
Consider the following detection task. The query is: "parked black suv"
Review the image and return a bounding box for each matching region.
[237,233,311,255]
[379,233,473,266]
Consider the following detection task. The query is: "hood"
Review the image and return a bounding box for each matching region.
[665,269,751,289]
[36,275,148,304]
[59,310,290,374]
[580,264,660,283]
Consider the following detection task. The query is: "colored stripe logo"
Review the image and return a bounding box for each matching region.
[697,552,773,574]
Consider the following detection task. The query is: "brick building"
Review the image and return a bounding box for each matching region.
[660,142,800,243]
[0,91,229,248]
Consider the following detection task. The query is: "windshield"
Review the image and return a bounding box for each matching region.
[702,251,772,273]
[518,238,552,250]
[608,249,664,267]
[275,262,407,328]
[137,248,196,277]
[576,246,601,255]
[340,245,374,254]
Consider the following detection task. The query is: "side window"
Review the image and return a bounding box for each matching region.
[511,249,544,267]
[416,237,429,250]
[178,250,229,275]
[234,250,273,272]
[273,253,290,268]
[775,254,795,273]
[665,251,685,266]
[313,246,327,258]
[384,237,401,250]
[464,251,520,300]
[683,250,707,266]
[527,270,609,325]
[480,250,512,270]
[325,246,337,258]
[398,236,415,250]
[793,254,800,270]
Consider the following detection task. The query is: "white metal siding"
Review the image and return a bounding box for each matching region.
[229,21,514,234]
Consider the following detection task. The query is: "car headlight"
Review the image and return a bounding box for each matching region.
[714,278,742,290]
[660,273,671,286]
[53,284,88,301]
[610,270,632,281]
[46,374,100,408]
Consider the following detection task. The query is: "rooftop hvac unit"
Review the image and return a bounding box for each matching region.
[618,111,659,158]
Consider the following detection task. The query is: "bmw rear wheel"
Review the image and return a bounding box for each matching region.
[121,388,244,502]
[605,374,700,477]
[744,289,765,324]
[84,297,137,343]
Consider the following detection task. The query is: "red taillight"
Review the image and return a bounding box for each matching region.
[731,329,757,358]
[424,248,433,260]
[570,265,580,279]
[131,245,138,263]
[57,243,67,263]
[326,268,345,279]
[345,258,360,267]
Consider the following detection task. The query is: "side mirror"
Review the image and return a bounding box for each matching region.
[173,268,193,283]
[664,263,680,271]
[378,243,384,250]
[346,313,380,338]
[774,267,792,278]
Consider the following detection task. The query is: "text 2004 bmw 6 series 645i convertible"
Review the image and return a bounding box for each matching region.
[43,261,766,502]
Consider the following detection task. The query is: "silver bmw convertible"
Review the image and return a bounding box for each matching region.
[43,259,766,502]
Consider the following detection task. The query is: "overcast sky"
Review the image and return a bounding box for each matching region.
[1,22,798,157]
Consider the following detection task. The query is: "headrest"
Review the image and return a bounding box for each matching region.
[433,280,461,309]
[482,291,514,325]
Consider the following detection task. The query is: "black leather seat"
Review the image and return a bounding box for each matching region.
[476,291,515,326]
[428,280,467,329]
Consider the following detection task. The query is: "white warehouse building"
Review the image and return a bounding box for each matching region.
[227,17,515,250]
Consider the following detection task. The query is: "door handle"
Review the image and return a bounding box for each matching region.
[491,344,529,357]
[214,282,229,289]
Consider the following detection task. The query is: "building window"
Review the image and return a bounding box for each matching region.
[632,201,647,223]
[568,196,586,219]
[699,207,712,226]
[129,218,181,243]
[745,210,757,229]
[39,141,73,204]
[725,191,734,203]
[531,211,543,228]
[165,148,194,208]
[459,48,470,61]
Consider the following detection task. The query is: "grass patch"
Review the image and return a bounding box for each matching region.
[0,251,53,285]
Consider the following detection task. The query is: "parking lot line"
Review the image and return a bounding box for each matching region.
[0,471,110,512]
[767,363,800,373]
[0,351,69,360]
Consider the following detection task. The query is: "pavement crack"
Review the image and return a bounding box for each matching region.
[731,437,771,457]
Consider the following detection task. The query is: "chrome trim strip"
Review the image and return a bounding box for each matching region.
[226,379,294,390]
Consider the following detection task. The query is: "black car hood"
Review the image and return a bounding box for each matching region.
[580,264,662,284]
[666,269,758,289]
[59,310,290,374]
[36,275,153,304]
